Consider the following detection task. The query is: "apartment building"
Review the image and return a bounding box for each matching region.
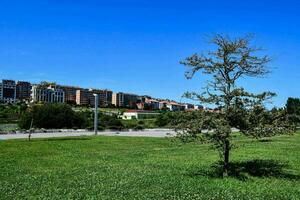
[60,85,81,103]
[85,89,101,107]
[75,89,112,107]
[137,96,160,110]
[76,89,91,106]
[112,92,139,108]
[98,89,113,107]
[166,102,185,111]
[124,93,139,108]
[112,92,124,107]
[31,85,65,103]
[16,81,31,101]
[146,99,160,110]
[0,79,198,110]
[158,100,168,110]
[184,103,195,110]
[194,105,204,110]
[0,80,17,103]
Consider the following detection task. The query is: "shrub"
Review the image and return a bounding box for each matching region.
[137,120,145,125]
[99,114,124,130]
[18,103,86,129]
[155,111,178,127]
[133,125,144,131]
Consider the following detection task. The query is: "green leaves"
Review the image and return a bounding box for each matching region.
[286,98,300,128]
[18,103,86,129]
[178,34,293,176]
[243,107,294,138]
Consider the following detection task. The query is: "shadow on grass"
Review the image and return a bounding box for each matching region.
[32,137,91,142]
[188,159,300,181]
[258,139,273,143]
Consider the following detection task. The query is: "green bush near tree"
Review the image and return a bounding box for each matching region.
[99,114,124,130]
[155,111,179,127]
[0,103,27,124]
[286,97,300,128]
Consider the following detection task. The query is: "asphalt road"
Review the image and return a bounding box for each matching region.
[0,129,177,140]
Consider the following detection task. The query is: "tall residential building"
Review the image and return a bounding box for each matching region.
[31,85,65,103]
[124,93,139,108]
[112,92,124,107]
[0,79,196,109]
[0,80,16,103]
[16,81,31,101]
[101,90,113,107]
[112,92,139,108]
[97,89,113,107]
[76,89,113,107]
[76,89,92,106]
[60,85,81,103]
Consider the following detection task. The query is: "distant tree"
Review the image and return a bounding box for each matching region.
[66,100,77,106]
[155,111,181,127]
[137,120,145,125]
[0,103,27,123]
[19,103,86,129]
[39,81,57,88]
[178,34,292,177]
[286,97,300,128]
[99,113,124,130]
[133,124,144,131]
[106,103,115,108]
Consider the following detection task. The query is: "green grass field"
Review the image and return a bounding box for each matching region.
[1,133,300,199]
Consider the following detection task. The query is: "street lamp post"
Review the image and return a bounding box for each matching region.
[93,93,99,135]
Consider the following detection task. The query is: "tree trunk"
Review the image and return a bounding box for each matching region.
[223,139,230,177]
[28,118,33,142]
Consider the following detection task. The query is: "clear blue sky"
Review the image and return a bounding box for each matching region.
[0,0,299,107]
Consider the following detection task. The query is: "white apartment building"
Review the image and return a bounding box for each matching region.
[31,85,65,103]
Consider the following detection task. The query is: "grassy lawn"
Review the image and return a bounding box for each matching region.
[0,133,300,199]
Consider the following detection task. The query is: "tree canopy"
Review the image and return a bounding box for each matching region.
[18,103,86,129]
[286,97,300,128]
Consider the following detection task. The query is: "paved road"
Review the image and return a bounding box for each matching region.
[0,129,177,140]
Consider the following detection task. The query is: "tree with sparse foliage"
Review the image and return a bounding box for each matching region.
[177,34,292,177]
